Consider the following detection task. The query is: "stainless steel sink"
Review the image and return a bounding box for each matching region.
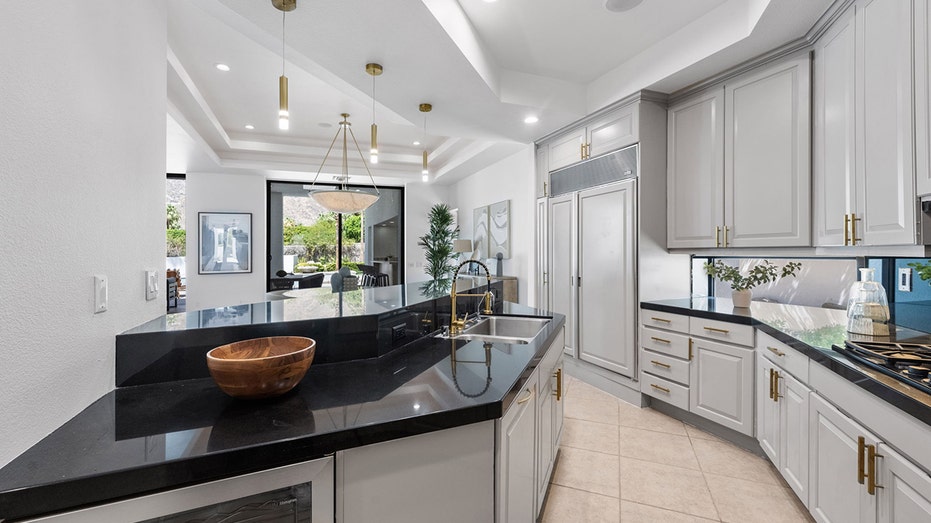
[451,316,551,344]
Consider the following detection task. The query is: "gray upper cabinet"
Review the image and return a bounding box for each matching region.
[814,0,917,246]
[667,55,811,249]
[916,1,931,197]
[546,104,639,172]
[534,146,549,198]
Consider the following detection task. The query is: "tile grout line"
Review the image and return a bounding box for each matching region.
[689,432,724,522]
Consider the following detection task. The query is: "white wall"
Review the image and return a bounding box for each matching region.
[404,183,451,282]
[185,172,268,311]
[450,146,535,303]
[0,1,167,467]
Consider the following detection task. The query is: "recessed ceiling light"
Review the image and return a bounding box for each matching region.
[244,124,254,130]
[215,63,230,72]
[413,140,421,146]
[524,115,539,124]
[482,0,497,3]
[604,0,644,12]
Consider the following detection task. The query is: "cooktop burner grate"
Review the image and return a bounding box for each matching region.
[833,340,931,396]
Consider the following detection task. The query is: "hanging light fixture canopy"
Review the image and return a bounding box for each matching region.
[273,0,295,130]
[366,63,383,165]
[308,113,381,214]
[419,103,432,182]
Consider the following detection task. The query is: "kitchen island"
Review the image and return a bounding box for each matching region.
[0,280,565,521]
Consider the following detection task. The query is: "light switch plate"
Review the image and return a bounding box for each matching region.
[94,275,108,313]
[899,267,912,292]
[145,270,158,300]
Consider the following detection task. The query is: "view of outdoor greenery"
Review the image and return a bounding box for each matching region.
[284,212,362,272]
[166,204,185,256]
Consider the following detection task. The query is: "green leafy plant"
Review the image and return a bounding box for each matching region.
[418,203,459,280]
[703,260,802,292]
[908,261,931,283]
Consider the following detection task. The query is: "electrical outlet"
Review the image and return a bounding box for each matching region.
[94,275,108,313]
[145,270,158,300]
[899,267,912,292]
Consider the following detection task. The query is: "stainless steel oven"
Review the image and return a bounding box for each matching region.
[24,457,333,522]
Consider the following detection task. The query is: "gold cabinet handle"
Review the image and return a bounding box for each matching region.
[723,225,729,247]
[650,360,671,369]
[768,368,775,400]
[650,383,670,394]
[688,337,693,360]
[767,346,786,357]
[650,317,672,323]
[715,226,721,247]
[553,368,562,401]
[650,336,671,344]
[858,436,867,485]
[853,213,862,244]
[772,370,782,402]
[703,326,730,334]
[543,181,547,197]
[844,214,851,246]
[517,387,535,404]
[867,444,883,495]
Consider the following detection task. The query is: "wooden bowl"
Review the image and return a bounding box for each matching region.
[206,336,316,399]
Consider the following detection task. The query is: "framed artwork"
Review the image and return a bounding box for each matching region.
[198,212,252,274]
[488,199,510,259]
[472,206,488,260]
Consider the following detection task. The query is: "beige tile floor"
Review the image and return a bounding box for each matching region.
[539,374,815,523]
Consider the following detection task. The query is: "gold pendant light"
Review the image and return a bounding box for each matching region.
[419,103,432,182]
[273,0,295,130]
[307,114,381,214]
[366,63,383,164]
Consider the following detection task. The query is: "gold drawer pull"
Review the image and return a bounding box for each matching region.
[650,360,671,369]
[772,370,782,402]
[867,444,883,495]
[767,346,786,357]
[650,316,671,323]
[768,368,775,399]
[703,326,730,334]
[857,436,866,485]
[553,368,563,401]
[517,388,535,404]
[650,383,670,394]
[650,336,671,344]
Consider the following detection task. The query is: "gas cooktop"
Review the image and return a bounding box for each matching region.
[833,340,931,395]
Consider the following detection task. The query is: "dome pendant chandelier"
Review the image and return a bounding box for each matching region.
[307,114,381,214]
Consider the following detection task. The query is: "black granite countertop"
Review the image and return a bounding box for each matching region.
[0,303,564,521]
[641,297,931,427]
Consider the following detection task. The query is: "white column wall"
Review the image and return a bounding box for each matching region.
[404,183,451,283]
[0,1,167,467]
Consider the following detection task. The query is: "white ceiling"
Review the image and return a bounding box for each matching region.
[166,0,834,186]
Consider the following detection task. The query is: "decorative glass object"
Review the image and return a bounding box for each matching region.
[847,268,890,336]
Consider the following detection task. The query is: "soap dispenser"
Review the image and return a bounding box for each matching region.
[846,268,890,336]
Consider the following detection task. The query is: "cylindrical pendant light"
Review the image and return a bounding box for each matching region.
[273,0,295,130]
[366,63,383,164]
[419,103,432,182]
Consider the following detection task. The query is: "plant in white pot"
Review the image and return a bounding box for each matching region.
[703,260,802,308]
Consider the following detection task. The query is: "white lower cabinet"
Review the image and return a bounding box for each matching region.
[499,379,537,523]
[756,355,811,506]
[879,443,931,522]
[690,337,754,435]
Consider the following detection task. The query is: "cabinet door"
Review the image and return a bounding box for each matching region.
[577,181,637,378]
[536,367,554,517]
[667,88,725,248]
[756,356,781,465]
[724,56,811,247]
[549,194,576,357]
[857,0,916,246]
[780,370,811,508]
[917,0,931,197]
[689,337,754,436]
[814,3,858,246]
[878,443,931,522]
[536,198,548,311]
[809,393,878,523]
[548,129,586,171]
[499,382,537,523]
[587,104,638,158]
[535,146,549,198]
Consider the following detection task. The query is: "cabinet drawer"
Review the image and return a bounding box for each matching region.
[689,317,754,347]
[641,372,689,411]
[641,348,689,385]
[640,309,689,334]
[757,331,809,383]
[640,328,691,360]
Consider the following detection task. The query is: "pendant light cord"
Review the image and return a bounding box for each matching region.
[281,10,286,75]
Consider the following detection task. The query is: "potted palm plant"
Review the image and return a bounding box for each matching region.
[417,203,459,281]
[704,260,802,308]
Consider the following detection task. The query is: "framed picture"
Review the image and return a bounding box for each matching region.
[488,199,510,259]
[198,212,252,274]
[472,206,488,260]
